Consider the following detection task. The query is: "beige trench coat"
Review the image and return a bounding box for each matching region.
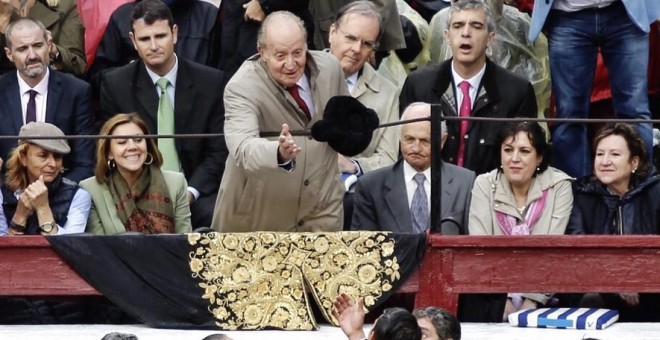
[352,62,400,173]
[212,51,349,232]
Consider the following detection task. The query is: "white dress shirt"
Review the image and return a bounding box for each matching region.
[18,68,50,124]
[295,74,315,117]
[451,61,486,110]
[403,161,431,213]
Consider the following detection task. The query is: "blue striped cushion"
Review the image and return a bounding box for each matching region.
[508,308,619,330]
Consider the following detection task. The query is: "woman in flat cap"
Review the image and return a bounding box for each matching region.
[3,122,91,235]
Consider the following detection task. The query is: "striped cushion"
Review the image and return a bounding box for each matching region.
[508,308,619,330]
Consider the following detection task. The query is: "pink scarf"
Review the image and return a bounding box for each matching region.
[496,189,549,235]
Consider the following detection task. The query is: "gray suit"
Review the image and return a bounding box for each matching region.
[351,159,475,234]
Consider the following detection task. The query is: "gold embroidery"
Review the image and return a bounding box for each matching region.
[187,231,401,330]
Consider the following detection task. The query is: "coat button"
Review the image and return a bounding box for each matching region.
[298,220,304,227]
[480,139,485,144]
[464,134,468,139]
[304,179,310,186]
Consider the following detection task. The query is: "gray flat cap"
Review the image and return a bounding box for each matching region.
[19,121,71,154]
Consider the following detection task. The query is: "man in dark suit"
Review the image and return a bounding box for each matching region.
[100,0,227,228]
[351,102,475,234]
[0,17,95,183]
[399,0,537,176]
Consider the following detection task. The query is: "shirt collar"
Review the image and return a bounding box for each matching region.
[295,73,310,92]
[450,61,486,92]
[403,160,432,184]
[145,54,179,87]
[346,72,358,86]
[17,68,50,95]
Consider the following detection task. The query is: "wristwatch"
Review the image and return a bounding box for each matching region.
[40,221,55,234]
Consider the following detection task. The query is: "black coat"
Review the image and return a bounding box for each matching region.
[566,171,660,235]
[218,0,313,80]
[399,58,538,175]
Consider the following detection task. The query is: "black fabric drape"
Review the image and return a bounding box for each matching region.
[47,231,425,330]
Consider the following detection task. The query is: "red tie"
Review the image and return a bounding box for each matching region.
[457,81,471,167]
[287,85,311,120]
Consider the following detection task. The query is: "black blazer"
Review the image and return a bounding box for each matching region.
[0,70,95,182]
[399,58,538,175]
[99,58,228,196]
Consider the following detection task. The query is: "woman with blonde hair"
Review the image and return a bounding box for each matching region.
[80,113,192,234]
[3,122,90,235]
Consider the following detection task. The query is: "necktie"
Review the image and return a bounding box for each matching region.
[26,90,37,123]
[410,173,429,233]
[156,78,180,171]
[287,85,311,120]
[457,81,471,167]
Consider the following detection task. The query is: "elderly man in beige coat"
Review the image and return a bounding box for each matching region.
[328,1,399,178]
[212,11,349,232]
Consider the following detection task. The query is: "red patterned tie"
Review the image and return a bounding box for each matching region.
[457,81,471,167]
[287,85,311,120]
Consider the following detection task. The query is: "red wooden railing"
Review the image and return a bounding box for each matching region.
[415,234,660,314]
[3,235,660,316]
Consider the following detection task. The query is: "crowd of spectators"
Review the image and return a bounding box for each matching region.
[0,0,658,328]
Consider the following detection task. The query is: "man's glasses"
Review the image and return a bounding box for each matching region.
[336,25,378,51]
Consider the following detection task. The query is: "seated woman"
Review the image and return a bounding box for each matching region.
[567,123,660,321]
[3,122,91,235]
[80,113,192,234]
[468,121,573,321]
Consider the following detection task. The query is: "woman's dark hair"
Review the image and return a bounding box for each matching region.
[592,123,649,181]
[372,307,422,340]
[496,121,550,175]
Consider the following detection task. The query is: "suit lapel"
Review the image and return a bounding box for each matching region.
[173,59,194,137]
[384,161,414,232]
[440,163,454,213]
[3,74,24,133]
[102,190,125,235]
[134,63,159,132]
[45,72,61,124]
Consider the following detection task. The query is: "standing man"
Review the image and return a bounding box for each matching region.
[328,0,399,179]
[351,102,475,234]
[212,11,349,232]
[529,0,659,178]
[100,0,227,228]
[400,0,537,176]
[0,17,95,183]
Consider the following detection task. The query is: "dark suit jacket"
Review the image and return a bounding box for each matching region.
[0,71,95,182]
[99,57,227,198]
[351,159,475,234]
[400,58,537,175]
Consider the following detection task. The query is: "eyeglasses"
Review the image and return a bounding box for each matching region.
[336,25,378,51]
